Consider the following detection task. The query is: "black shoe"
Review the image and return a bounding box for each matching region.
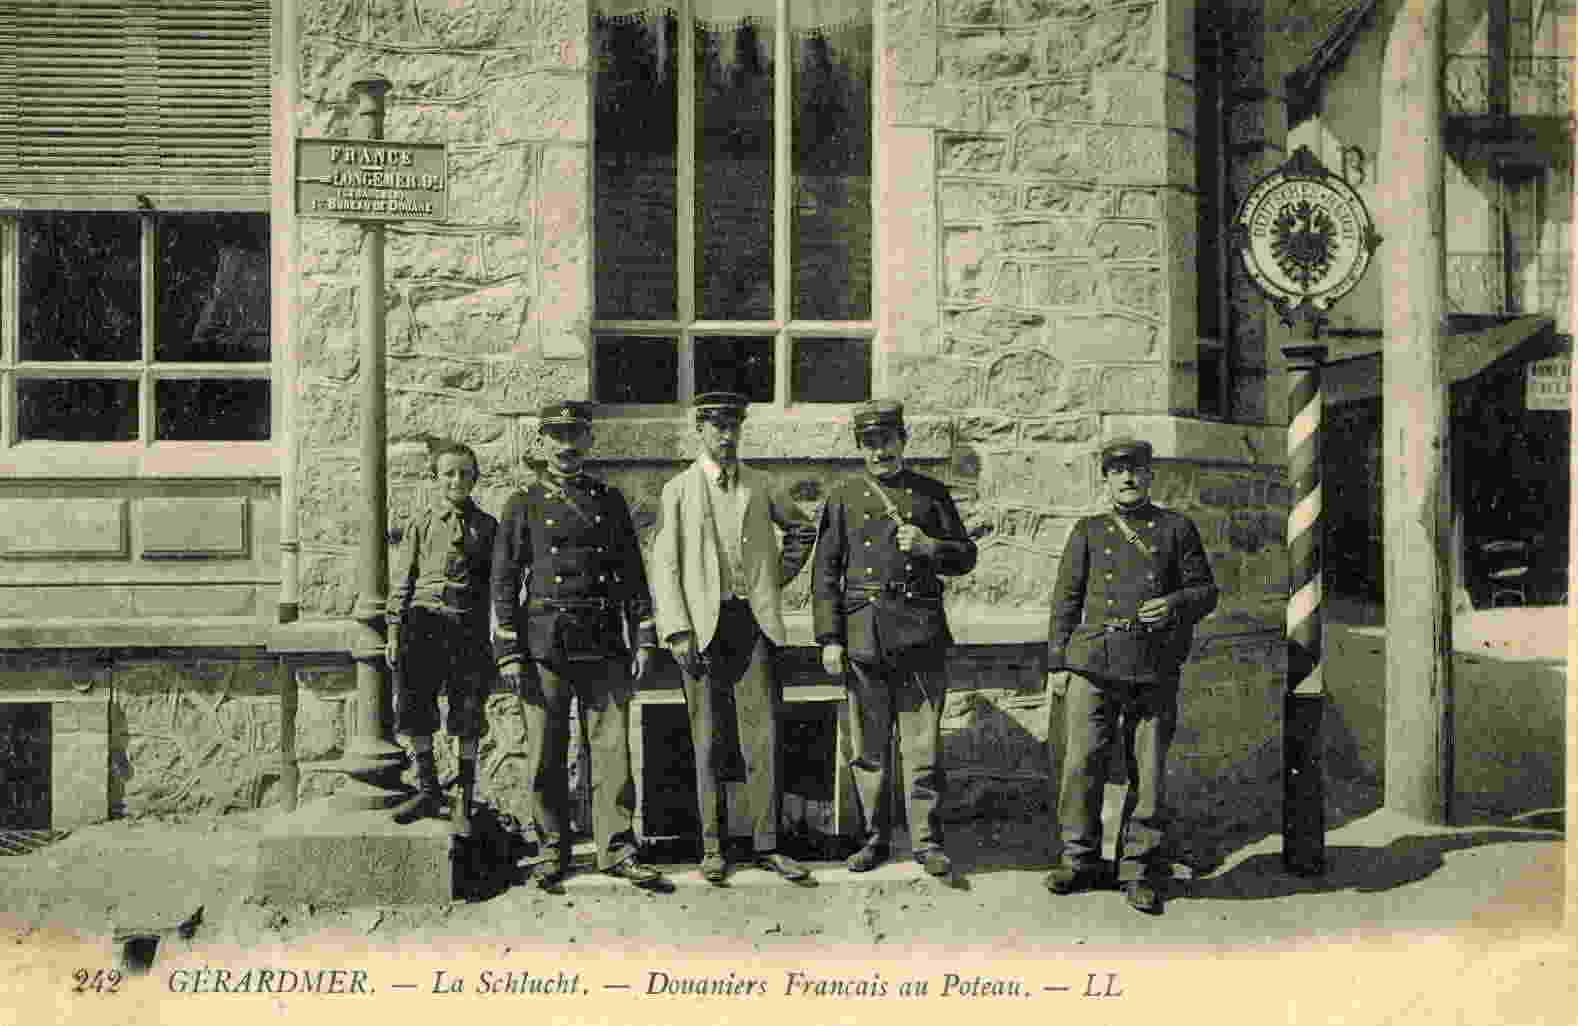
[604,855,671,891]
[519,857,567,892]
[916,848,952,877]
[845,842,889,873]
[391,788,442,825]
[1044,862,1111,896]
[1123,880,1164,915]
[755,851,813,884]
[701,852,728,885]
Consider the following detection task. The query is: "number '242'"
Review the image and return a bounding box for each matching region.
[73,969,122,994]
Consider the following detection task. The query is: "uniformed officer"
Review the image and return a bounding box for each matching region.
[813,400,977,877]
[491,401,669,891]
[1043,437,1217,914]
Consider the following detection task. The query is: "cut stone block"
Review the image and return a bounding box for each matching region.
[255,799,456,906]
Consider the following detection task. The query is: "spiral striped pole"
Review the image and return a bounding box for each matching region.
[1283,343,1328,876]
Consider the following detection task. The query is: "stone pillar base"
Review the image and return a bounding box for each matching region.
[255,798,456,906]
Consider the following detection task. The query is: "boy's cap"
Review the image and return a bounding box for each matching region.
[539,401,594,428]
[693,391,749,420]
[1100,436,1154,472]
[852,399,904,434]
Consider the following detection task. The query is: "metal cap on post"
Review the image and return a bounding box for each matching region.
[335,74,405,812]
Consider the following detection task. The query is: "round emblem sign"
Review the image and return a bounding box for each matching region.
[1232,146,1380,323]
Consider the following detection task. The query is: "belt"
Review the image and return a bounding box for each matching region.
[529,597,615,612]
[1097,618,1163,634]
[847,581,943,603]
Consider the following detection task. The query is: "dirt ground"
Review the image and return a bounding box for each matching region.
[0,776,1564,956]
[1,789,1569,1026]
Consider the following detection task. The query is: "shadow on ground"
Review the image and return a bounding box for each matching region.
[1184,828,1563,902]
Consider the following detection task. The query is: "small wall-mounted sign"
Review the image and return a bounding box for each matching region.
[1525,355,1571,411]
[1231,146,1382,327]
[296,138,447,222]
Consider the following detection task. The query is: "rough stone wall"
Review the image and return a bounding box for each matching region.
[263,0,1303,835]
[294,0,592,615]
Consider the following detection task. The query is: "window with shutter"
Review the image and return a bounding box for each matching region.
[0,0,271,208]
[0,1,272,460]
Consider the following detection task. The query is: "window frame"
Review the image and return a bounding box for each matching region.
[589,0,877,413]
[0,204,278,478]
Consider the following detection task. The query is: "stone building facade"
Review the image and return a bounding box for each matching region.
[1,0,1309,835]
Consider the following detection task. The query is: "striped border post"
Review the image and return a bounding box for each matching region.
[1283,343,1328,876]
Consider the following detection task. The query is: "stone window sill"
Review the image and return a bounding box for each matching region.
[0,617,272,650]
[493,407,954,462]
[1102,415,1287,468]
[0,442,281,480]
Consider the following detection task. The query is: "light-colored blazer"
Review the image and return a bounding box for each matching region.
[652,460,816,651]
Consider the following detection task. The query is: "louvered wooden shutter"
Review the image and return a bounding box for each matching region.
[0,0,271,209]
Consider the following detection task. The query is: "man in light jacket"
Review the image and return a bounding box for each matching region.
[651,392,819,885]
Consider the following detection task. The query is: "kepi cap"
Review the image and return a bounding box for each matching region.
[851,399,905,435]
[693,391,750,420]
[1100,436,1153,472]
[538,400,595,429]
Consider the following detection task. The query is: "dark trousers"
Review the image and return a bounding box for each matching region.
[679,598,780,855]
[1057,670,1177,882]
[519,658,638,871]
[846,659,947,852]
[394,606,489,738]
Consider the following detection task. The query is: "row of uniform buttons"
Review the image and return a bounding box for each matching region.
[1104,520,1158,604]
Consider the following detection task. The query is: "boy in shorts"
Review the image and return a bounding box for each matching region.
[387,439,498,835]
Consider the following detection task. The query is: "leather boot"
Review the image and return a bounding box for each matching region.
[392,750,442,824]
[450,758,475,838]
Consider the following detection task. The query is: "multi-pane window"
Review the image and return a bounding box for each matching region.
[2,212,270,443]
[592,0,873,406]
[0,1,271,446]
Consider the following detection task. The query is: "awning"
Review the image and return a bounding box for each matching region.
[1321,314,1560,404]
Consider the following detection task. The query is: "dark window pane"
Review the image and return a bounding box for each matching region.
[595,12,679,319]
[695,336,773,401]
[1198,345,1224,417]
[19,213,141,361]
[155,379,270,440]
[17,379,137,441]
[1195,16,1223,340]
[696,21,774,320]
[156,213,271,362]
[594,335,679,403]
[792,23,872,320]
[791,337,870,402]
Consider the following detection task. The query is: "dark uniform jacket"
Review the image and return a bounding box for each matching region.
[1045,502,1218,685]
[390,498,497,633]
[813,469,977,668]
[491,472,656,668]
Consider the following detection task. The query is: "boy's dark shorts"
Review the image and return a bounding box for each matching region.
[394,606,492,738]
